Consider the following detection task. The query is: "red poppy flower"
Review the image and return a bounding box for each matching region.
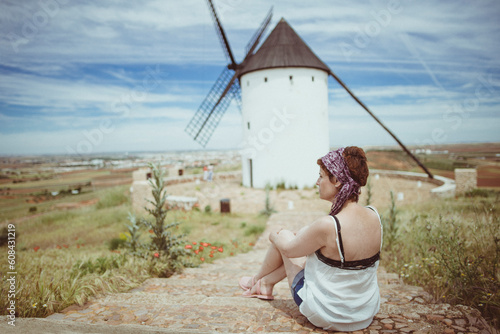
[154,252,159,258]
[200,257,205,262]
[33,246,40,252]
[199,246,204,251]
[185,245,193,249]
[202,242,209,247]
[209,254,214,258]
[195,250,199,254]
[192,242,197,245]
[56,245,61,249]
[149,229,154,233]
[218,247,223,253]
[63,244,69,248]
[211,246,217,250]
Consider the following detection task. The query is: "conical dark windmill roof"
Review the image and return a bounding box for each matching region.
[238,18,331,76]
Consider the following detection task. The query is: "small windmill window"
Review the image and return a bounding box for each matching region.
[264,77,267,82]
[247,80,250,86]
[312,76,315,82]
[289,75,293,81]
[247,122,250,130]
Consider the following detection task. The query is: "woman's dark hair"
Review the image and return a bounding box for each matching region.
[317,146,369,202]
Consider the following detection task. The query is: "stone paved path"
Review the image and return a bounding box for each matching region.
[3,211,498,334]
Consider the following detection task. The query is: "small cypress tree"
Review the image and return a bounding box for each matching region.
[382,190,399,251]
[260,183,276,216]
[365,177,372,206]
[125,213,142,254]
[121,164,186,277]
[140,163,186,276]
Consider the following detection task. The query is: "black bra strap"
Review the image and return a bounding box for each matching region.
[315,249,380,270]
[332,215,345,265]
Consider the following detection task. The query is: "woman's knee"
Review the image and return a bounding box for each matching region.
[278,229,295,240]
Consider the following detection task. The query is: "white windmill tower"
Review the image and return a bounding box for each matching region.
[237,19,331,189]
[185,0,434,188]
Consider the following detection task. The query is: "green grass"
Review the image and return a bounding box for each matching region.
[381,189,500,328]
[0,184,123,222]
[4,170,108,190]
[416,154,476,171]
[0,185,267,318]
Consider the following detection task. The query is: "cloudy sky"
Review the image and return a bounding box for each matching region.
[1,0,499,156]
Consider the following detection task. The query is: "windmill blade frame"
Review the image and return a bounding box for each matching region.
[206,0,237,68]
[185,68,239,147]
[328,70,434,179]
[244,6,273,59]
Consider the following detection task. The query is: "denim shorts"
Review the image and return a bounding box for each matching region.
[291,269,305,306]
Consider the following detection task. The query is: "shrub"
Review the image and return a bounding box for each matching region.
[0,227,10,247]
[383,194,500,327]
[126,163,186,278]
[108,237,126,251]
[124,213,142,254]
[365,177,372,206]
[382,191,399,252]
[260,184,276,216]
[276,182,286,190]
[463,188,497,198]
[244,224,265,236]
[96,188,128,209]
[72,255,125,276]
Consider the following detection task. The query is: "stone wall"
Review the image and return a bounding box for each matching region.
[454,168,477,195]
[131,171,240,213]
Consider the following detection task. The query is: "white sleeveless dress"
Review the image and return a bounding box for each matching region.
[297,206,383,331]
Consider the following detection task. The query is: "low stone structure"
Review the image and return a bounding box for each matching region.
[454,168,477,195]
[131,168,240,213]
[131,168,154,212]
[165,195,198,211]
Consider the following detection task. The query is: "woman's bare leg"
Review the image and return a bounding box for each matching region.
[253,243,284,281]
[247,230,306,296]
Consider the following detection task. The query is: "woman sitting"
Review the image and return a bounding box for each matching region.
[239,146,382,331]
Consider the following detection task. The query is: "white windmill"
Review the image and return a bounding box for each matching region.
[185,0,433,189]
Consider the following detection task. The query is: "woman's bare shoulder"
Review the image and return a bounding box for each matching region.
[314,215,336,227]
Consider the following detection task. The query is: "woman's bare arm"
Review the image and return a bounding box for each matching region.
[269,216,332,258]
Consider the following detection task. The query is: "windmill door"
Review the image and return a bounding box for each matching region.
[249,159,253,188]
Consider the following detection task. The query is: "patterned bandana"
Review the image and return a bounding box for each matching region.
[321,147,360,216]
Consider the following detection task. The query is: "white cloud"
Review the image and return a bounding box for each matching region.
[0,0,499,154]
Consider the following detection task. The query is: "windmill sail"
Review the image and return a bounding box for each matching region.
[185,68,238,147]
[185,1,273,147]
[328,70,434,179]
[206,0,236,67]
[244,6,273,58]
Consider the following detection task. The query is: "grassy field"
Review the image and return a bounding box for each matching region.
[0,168,133,222]
[0,185,267,318]
[380,188,500,327]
